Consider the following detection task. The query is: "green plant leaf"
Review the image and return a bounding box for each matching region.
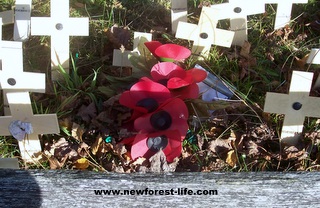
[98,86,116,97]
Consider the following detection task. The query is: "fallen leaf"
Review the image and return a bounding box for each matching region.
[208,138,232,156]
[294,54,309,69]
[226,150,237,167]
[105,24,131,49]
[74,158,89,170]
[240,41,251,59]
[76,102,97,123]
[71,122,85,142]
[48,156,68,170]
[91,136,104,155]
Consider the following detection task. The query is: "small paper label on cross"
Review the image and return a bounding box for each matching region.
[176,7,234,59]
[171,0,188,34]
[31,0,89,80]
[14,0,32,41]
[0,92,59,162]
[264,71,320,145]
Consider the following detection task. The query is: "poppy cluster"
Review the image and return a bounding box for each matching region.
[119,42,207,162]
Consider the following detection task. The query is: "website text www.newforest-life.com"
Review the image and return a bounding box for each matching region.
[94,188,218,196]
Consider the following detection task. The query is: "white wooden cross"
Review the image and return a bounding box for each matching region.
[263,0,308,30]
[13,0,32,41]
[175,7,235,59]
[0,21,45,114]
[211,0,265,46]
[0,92,59,162]
[31,0,89,80]
[0,158,19,169]
[171,0,188,34]
[1,18,58,162]
[112,32,153,67]
[307,48,320,89]
[307,49,320,64]
[0,10,14,25]
[264,71,320,145]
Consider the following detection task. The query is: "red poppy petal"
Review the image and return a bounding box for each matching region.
[167,77,190,89]
[144,41,162,57]
[120,79,171,105]
[155,44,191,61]
[186,68,208,83]
[131,130,182,162]
[151,62,185,81]
[170,83,200,100]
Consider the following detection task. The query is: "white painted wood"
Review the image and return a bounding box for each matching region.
[211,0,265,46]
[14,0,32,41]
[0,158,19,169]
[0,40,45,115]
[176,7,234,58]
[31,0,89,80]
[307,48,320,64]
[263,0,308,30]
[264,71,320,145]
[171,0,188,34]
[307,48,320,89]
[0,10,14,25]
[112,32,152,67]
[0,92,59,162]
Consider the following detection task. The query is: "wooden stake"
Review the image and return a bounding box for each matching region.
[171,0,188,34]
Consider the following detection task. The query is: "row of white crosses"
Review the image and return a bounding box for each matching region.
[174,0,308,58]
[0,0,89,80]
[0,16,59,163]
[0,0,89,163]
[111,0,318,145]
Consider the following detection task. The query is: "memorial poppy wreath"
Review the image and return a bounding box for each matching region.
[119,42,207,163]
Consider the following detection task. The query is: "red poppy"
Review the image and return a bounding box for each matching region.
[151,62,207,99]
[131,130,182,162]
[119,77,172,114]
[134,98,189,141]
[144,41,191,62]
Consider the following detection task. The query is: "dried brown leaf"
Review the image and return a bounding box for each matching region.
[240,41,251,59]
[294,54,309,69]
[91,136,103,155]
[76,102,97,123]
[226,150,237,167]
[106,24,131,49]
[74,158,89,170]
[71,122,85,142]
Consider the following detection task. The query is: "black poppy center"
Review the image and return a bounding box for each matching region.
[136,98,159,113]
[147,135,168,152]
[150,110,172,130]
